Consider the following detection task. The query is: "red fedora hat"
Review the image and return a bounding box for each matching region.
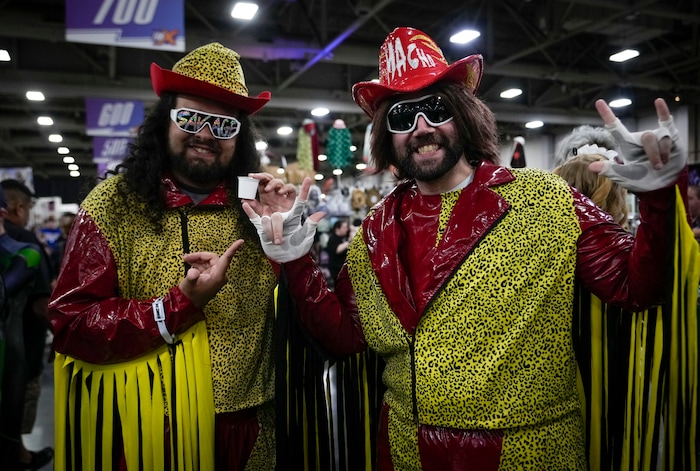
[352,27,483,118]
[151,42,271,115]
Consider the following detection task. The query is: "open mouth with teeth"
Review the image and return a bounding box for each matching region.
[417,143,440,154]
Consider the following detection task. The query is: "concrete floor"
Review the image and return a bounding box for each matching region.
[22,344,54,471]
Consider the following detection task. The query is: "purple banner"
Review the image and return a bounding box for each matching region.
[86,98,143,137]
[93,136,133,159]
[93,136,133,176]
[66,0,185,51]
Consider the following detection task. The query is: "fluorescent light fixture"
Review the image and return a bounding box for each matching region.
[231,2,258,20]
[67,164,80,171]
[332,168,343,176]
[311,107,329,117]
[37,116,54,126]
[0,49,10,62]
[69,170,81,177]
[500,88,523,99]
[57,146,70,154]
[317,154,327,161]
[609,49,639,63]
[525,120,544,129]
[609,98,632,108]
[48,134,63,143]
[62,156,75,164]
[26,91,45,101]
[277,125,293,136]
[450,29,481,44]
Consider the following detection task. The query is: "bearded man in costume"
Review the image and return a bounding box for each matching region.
[238,26,692,470]
[48,43,300,470]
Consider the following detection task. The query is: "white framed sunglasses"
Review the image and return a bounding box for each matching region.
[169,107,241,139]
[386,94,454,134]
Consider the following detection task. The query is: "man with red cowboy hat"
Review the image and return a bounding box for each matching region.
[241,26,688,469]
[49,42,296,470]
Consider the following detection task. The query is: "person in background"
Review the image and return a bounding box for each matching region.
[687,185,700,242]
[552,126,629,228]
[48,42,293,470]
[325,218,350,282]
[240,27,688,470]
[48,211,76,279]
[37,216,61,255]
[1,179,54,471]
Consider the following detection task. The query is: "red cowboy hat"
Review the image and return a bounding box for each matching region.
[352,27,483,118]
[151,42,271,115]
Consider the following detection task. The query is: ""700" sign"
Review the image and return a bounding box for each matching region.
[65,0,184,51]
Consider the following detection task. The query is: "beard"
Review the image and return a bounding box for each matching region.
[394,134,464,182]
[169,136,232,186]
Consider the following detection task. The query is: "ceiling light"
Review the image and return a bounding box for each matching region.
[69,170,81,178]
[276,168,285,174]
[317,154,327,161]
[356,163,367,170]
[255,140,268,151]
[449,29,481,44]
[68,164,80,171]
[349,145,357,152]
[0,49,10,62]
[57,147,70,154]
[277,125,293,136]
[314,174,324,180]
[26,91,45,101]
[231,2,258,20]
[609,98,632,108]
[525,120,544,129]
[500,88,523,99]
[332,168,343,176]
[37,116,54,126]
[48,134,63,142]
[609,49,639,63]
[311,107,329,117]
[62,156,75,164]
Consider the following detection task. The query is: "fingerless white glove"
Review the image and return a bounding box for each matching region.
[248,196,319,263]
[596,116,686,193]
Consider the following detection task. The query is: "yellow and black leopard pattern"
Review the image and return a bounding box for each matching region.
[82,175,278,414]
[347,169,586,470]
[80,175,278,470]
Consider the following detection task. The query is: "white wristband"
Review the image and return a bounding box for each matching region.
[152,297,175,344]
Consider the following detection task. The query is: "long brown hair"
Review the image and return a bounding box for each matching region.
[368,81,500,180]
[553,154,629,228]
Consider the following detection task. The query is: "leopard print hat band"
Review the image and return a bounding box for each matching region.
[150,42,271,115]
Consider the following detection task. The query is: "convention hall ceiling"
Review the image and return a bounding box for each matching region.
[0,0,697,182]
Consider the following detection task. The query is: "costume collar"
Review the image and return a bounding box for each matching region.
[360,161,514,329]
[160,173,231,209]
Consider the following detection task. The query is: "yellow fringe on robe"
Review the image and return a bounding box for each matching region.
[53,322,215,470]
[575,187,699,471]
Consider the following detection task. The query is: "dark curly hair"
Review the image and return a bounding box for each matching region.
[107,92,263,236]
[369,81,500,180]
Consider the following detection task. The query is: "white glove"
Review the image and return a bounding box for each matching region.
[247,196,319,263]
[596,115,686,193]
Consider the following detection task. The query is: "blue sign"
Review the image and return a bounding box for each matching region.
[86,98,144,137]
[66,0,185,51]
